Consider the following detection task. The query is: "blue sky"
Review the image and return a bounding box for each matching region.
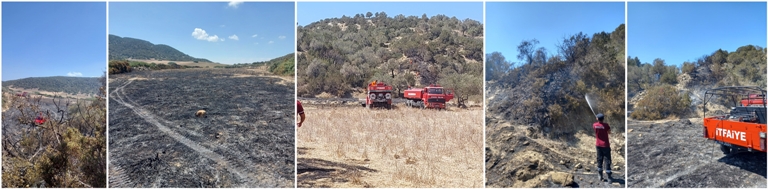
[629,2,767,66]
[486,2,625,66]
[2,2,106,81]
[298,2,483,26]
[109,2,294,64]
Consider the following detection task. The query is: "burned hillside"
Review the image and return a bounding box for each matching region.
[487,24,626,134]
[627,45,766,119]
[486,24,626,188]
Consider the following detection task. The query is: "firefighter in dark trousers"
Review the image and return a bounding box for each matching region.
[593,113,612,182]
[297,100,305,127]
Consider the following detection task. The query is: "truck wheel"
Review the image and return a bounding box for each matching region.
[720,145,731,155]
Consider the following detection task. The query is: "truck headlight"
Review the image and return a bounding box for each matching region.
[369,94,376,99]
[385,93,391,99]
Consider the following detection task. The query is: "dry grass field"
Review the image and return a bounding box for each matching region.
[297,105,483,188]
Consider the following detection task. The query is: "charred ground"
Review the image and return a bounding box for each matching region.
[108,69,294,187]
[627,119,766,188]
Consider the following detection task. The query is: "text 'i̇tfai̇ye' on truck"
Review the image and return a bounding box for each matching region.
[402,84,454,110]
[702,86,766,154]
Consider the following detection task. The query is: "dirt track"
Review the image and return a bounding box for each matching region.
[108,69,295,187]
[627,119,767,188]
[485,115,627,188]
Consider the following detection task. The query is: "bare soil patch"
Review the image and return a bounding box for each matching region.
[486,115,627,188]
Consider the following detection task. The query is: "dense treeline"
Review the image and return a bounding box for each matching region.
[225,53,295,76]
[297,12,483,105]
[2,75,106,187]
[486,24,625,134]
[3,77,101,95]
[108,60,202,74]
[109,35,211,62]
[628,45,766,119]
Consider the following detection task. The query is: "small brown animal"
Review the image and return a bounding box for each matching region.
[195,110,206,117]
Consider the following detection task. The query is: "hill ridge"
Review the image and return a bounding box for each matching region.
[109,34,212,62]
[3,76,102,95]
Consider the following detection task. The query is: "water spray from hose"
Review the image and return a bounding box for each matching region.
[585,94,598,117]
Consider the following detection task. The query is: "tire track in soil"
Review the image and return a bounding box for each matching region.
[110,78,274,187]
[108,162,135,188]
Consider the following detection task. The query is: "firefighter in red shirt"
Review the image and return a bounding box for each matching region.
[593,113,612,182]
[297,100,305,127]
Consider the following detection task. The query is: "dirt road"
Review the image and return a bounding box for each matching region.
[627,119,766,188]
[485,115,627,188]
[108,69,295,187]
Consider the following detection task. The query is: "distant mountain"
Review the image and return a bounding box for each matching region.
[3,76,102,95]
[109,34,211,62]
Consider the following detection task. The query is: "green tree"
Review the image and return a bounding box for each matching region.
[439,73,482,108]
[516,39,540,65]
[486,52,510,81]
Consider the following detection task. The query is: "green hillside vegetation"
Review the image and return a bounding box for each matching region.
[109,34,211,62]
[297,12,483,105]
[487,24,625,133]
[2,77,101,95]
[628,45,767,120]
[223,53,295,76]
[108,60,202,74]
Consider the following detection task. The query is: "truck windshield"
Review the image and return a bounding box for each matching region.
[428,88,443,94]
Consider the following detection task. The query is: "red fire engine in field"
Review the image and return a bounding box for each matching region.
[362,81,393,109]
[702,86,766,154]
[402,84,454,109]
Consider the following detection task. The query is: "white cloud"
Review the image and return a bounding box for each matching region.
[228,35,239,41]
[67,72,83,77]
[228,1,243,8]
[278,35,286,40]
[251,34,258,38]
[191,28,220,42]
[268,41,274,44]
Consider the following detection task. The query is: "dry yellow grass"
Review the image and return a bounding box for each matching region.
[127,59,228,68]
[6,87,95,99]
[297,106,483,188]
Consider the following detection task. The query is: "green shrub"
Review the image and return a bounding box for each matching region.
[108,60,132,74]
[631,85,689,120]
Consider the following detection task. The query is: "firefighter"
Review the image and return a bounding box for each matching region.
[370,80,378,86]
[297,100,305,127]
[594,113,612,182]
